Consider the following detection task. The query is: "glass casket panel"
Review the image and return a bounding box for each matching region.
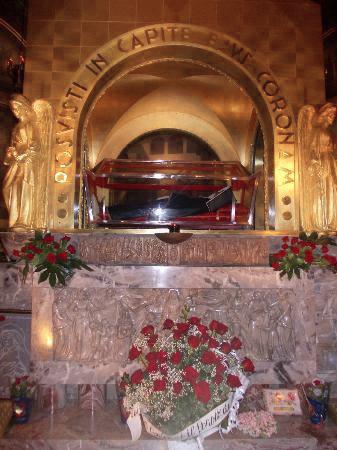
[83,160,260,229]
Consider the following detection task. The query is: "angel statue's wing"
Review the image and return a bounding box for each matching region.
[32,99,53,229]
[297,104,317,231]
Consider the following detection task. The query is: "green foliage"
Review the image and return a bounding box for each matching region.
[12,231,93,288]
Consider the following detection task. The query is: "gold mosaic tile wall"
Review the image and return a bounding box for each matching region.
[24,0,325,117]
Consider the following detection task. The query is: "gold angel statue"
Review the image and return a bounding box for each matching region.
[298,102,337,232]
[2,94,53,230]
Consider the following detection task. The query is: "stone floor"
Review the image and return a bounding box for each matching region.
[0,404,337,449]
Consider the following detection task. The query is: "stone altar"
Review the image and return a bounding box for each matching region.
[0,232,336,399]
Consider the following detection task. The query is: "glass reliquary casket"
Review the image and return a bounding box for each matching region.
[83,160,260,229]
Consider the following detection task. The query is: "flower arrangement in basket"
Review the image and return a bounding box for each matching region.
[12,231,92,287]
[10,376,36,399]
[120,306,254,444]
[10,376,36,424]
[270,232,337,280]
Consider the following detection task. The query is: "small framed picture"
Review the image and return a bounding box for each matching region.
[263,389,302,415]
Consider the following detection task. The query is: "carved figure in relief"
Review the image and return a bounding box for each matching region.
[53,297,73,359]
[2,95,52,230]
[298,102,337,232]
[71,299,94,361]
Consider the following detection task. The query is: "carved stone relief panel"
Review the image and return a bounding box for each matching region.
[0,314,31,397]
[77,235,269,266]
[53,288,296,364]
[316,289,337,372]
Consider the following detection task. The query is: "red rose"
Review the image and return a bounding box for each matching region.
[208,337,219,349]
[28,244,34,250]
[281,244,288,250]
[324,254,337,265]
[128,345,141,360]
[183,366,199,383]
[188,335,201,349]
[188,317,200,325]
[34,247,42,254]
[209,320,219,331]
[321,245,329,253]
[272,261,280,270]
[157,351,167,363]
[57,251,68,261]
[230,337,242,350]
[131,369,144,385]
[194,381,211,404]
[220,342,231,354]
[146,361,158,373]
[209,320,227,335]
[21,246,27,253]
[291,246,299,254]
[173,381,183,394]
[61,235,71,242]
[0,315,5,321]
[216,363,226,374]
[227,374,242,388]
[241,357,255,373]
[67,244,76,255]
[163,318,174,329]
[196,324,208,336]
[216,323,228,335]
[141,325,154,336]
[313,379,321,386]
[27,253,34,260]
[308,242,316,249]
[173,330,183,340]
[291,237,298,245]
[201,350,218,365]
[146,352,158,362]
[176,322,190,334]
[53,243,60,249]
[153,379,166,391]
[201,335,209,344]
[47,253,56,264]
[282,237,289,242]
[147,334,158,348]
[304,250,314,264]
[12,249,20,257]
[171,351,182,365]
[215,373,223,385]
[279,250,286,258]
[43,234,54,243]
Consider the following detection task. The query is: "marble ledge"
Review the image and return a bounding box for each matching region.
[38,265,312,289]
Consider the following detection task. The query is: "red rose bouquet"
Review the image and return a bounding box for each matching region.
[120,306,254,438]
[270,232,337,280]
[12,230,92,287]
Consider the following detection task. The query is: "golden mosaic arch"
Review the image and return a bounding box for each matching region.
[50,24,297,231]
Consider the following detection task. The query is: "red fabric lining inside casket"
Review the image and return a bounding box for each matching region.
[128,204,250,223]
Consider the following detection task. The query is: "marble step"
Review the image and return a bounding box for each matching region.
[1,405,337,450]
